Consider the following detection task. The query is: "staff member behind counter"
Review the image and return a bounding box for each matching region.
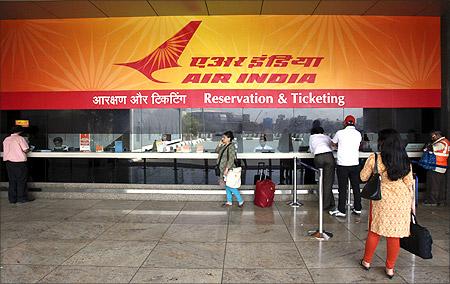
[52,137,69,152]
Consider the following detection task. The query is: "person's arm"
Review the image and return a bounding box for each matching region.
[358,132,363,150]
[360,153,375,182]
[224,146,236,174]
[215,142,224,154]
[308,136,313,153]
[331,132,339,148]
[326,136,333,147]
[19,137,31,153]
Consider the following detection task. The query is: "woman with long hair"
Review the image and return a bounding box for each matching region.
[216,131,244,208]
[359,129,414,279]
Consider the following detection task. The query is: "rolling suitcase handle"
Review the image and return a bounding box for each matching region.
[255,162,266,183]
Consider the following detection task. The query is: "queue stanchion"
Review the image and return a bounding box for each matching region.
[308,168,333,240]
[300,166,305,185]
[288,156,303,208]
[346,179,353,209]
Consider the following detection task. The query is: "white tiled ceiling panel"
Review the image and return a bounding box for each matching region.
[261,0,319,15]
[92,1,156,17]
[0,0,447,19]
[207,0,262,15]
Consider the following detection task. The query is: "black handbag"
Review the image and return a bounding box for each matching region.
[361,153,382,200]
[215,144,231,176]
[400,213,433,259]
[214,166,221,176]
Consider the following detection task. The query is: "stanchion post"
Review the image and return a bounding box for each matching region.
[293,156,297,204]
[308,168,333,240]
[347,179,353,208]
[318,168,323,234]
[288,156,303,207]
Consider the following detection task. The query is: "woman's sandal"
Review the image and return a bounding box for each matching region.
[385,268,394,279]
[360,259,370,271]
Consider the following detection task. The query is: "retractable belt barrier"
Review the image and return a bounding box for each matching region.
[294,160,333,240]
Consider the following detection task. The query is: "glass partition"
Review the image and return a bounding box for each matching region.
[0,108,439,185]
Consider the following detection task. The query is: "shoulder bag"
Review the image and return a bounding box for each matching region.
[361,153,382,200]
[225,166,242,188]
[400,213,433,259]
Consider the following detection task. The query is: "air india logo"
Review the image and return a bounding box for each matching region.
[116,21,202,83]
[117,20,323,85]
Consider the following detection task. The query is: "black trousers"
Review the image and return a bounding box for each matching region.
[426,170,446,204]
[5,161,28,203]
[314,152,335,209]
[337,165,361,213]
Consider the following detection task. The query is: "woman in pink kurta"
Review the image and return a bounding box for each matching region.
[359,129,414,279]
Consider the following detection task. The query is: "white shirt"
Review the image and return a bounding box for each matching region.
[332,126,362,166]
[309,134,333,155]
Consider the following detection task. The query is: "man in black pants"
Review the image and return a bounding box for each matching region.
[329,115,362,217]
[2,126,33,204]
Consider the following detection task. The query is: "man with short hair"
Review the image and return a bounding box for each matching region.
[329,115,362,217]
[424,130,449,206]
[52,136,68,151]
[3,126,33,204]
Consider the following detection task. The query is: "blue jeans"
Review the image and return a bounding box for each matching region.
[225,186,243,204]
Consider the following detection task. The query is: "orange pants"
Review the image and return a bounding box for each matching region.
[363,202,400,269]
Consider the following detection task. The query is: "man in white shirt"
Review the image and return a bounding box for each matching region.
[254,135,274,152]
[329,115,362,217]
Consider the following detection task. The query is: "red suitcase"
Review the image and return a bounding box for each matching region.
[254,178,276,208]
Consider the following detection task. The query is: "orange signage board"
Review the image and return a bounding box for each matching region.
[0,16,441,109]
[15,120,29,127]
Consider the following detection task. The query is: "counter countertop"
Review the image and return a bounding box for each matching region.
[0,151,423,159]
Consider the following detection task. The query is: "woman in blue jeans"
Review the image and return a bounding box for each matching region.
[216,131,244,208]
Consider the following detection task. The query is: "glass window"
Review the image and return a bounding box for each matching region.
[0,107,441,185]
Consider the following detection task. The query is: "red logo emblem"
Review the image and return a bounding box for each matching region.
[116,21,201,83]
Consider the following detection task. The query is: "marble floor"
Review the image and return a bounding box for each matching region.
[0,198,448,283]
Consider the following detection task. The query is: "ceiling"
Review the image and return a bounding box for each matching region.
[0,0,448,20]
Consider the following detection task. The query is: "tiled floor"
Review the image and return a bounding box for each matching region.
[0,198,448,283]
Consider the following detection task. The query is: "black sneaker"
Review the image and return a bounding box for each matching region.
[351,208,361,215]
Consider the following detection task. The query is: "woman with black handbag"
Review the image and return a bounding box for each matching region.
[215,131,244,208]
[359,129,414,279]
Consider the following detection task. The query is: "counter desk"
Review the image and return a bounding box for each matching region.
[0,151,423,186]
